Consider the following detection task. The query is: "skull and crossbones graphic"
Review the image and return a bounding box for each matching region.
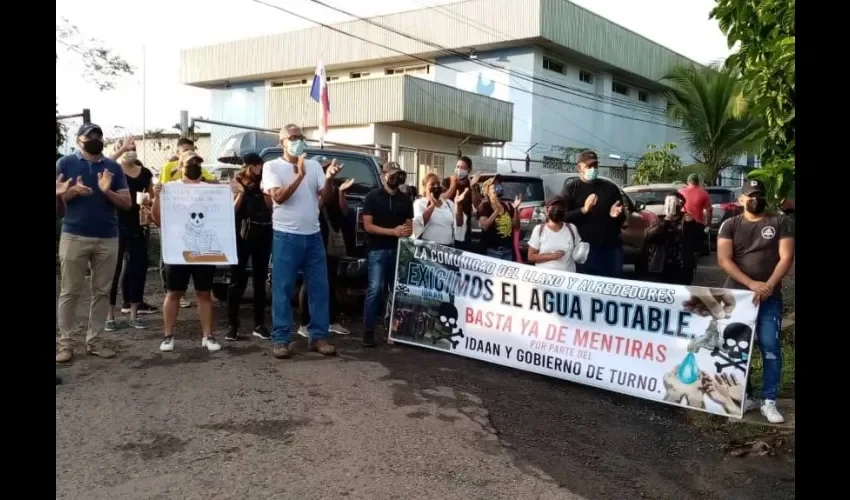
[183,203,222,255]
[710,322,751,373]
[434,302,465,349]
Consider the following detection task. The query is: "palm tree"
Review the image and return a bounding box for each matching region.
[663,65,765,185]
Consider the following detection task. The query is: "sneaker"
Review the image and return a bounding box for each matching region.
[760,400,785,424]
[252,325,271,340]
[56,347,74,363]
[179,299,192,309]
[130,319,147,330]
[297,325,310,338]
[362,330,376,348]
[86,344,116,358]
[743,398,760,413]
[160,336,175,352]
[225,326,240,342]
[202,336,222,352]
[104,319,120,332]
[310,339,337,356]
[137,302,158,315]
[330,323,350,335]
[272,343,295,359]
[120,304,132,314]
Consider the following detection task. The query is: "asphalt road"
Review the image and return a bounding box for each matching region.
[56,257,794,500]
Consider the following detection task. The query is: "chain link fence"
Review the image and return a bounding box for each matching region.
[56,109,90,157]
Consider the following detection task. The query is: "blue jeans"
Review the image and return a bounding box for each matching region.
[363,248,397,333]
[485,247,514,262]
[747,294,783,401]
[271,231,329,345]
[577,245,623,278]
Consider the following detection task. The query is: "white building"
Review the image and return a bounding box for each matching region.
[180,0,698,181]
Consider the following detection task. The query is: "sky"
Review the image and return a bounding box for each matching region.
[55,0,732,134]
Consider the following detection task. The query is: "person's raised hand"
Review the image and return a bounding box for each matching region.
[325,159,343,179]
[119,136,135,153]
[582,194,597,214]
[296,153,307,176]
[609,200,624,218]
[72,176,94,196]
[97,169,113,193]
[339,178,355,192]
[469,174,481,186]
[512,195,523,209]
[682,287,737,319]
[56,174,72,197]
[456,187,469,203]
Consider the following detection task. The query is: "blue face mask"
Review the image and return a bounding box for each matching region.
[583,168,599,181]
[493,185,505,197]
[287,140,306,157]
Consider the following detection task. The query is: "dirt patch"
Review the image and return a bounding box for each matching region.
[117,432,190,461]
[199,418,310,441]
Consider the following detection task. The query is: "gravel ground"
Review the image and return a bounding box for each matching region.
[56,257,795,500]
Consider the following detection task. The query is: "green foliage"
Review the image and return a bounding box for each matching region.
[747,157,795,211]
[680,163,713,183]
[56,18,134,92]
[663,64,764,185]
[711,0,795,160]
[632,143,684,185]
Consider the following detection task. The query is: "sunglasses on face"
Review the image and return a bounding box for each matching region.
[287,135,306,142]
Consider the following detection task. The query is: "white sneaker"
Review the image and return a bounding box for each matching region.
[297,325,310,338]
[179,299,192,308]
[760,400,785,424]
[330,323,350,335]
[202,336,222,352]
[743,398,760,413]
[160,337,175,352]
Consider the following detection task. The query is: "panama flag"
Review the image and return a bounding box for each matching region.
[310,60,330,141]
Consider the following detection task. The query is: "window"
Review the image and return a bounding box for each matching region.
[271,79,307,87]
[350,72,371,79]
[542,57,566,75]
[579,71,593,84]
[612,82,629,95]
[638,90,649,102]
[326,76,339,82]
[386,65,429,75]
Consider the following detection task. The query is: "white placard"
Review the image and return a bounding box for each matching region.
[160,183,237,265]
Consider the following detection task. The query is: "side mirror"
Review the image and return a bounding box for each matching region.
[634,202,646,211]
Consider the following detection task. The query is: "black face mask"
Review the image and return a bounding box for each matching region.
[184,164,203,181]
[81,139,104,155]
[429,186,442,198]
[548,207,565,223]
[745,197,767,214]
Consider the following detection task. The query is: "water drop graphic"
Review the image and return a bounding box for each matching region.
[677,353,699,385]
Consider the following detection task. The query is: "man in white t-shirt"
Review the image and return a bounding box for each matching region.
[262,124,342,359]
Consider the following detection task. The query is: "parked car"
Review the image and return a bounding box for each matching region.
[622,183,686,219]
[541,173,656,274]
[706,186,741,250]
[160,147,383,302]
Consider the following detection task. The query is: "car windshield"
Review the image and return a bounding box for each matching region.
[708,189,739,205]
[626,189,672,206]
[482,177,545,202]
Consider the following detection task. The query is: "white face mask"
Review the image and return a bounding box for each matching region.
[456,168,469,180]
[286,139,306,157]
[123,151,138,163]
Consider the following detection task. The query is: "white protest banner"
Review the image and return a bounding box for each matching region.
[160,183,237,265]
[388,239,759,418]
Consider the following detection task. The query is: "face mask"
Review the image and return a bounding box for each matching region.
[429,185,442,198]
[583,168,599,182]
[548,206,565,223]
[286,140,306,157]
[81,139,104,155]
[493,185,505,197]
[456,169,469,180]
[745,197,767,214]
[123,151,138,163]
[184,164,202,181]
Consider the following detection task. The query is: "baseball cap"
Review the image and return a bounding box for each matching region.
[687,173,700,184]
[76,123,103,138]
[382,161,403,176]
[741,179,766,196]
[577,150,598,166]
[179,150,204,165]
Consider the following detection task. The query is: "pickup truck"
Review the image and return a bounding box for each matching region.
[159,147,383,302]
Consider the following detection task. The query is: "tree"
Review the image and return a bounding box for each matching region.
[711,0,795,160]
[632,143,684,185]
[663,65,764,185]
[746,157,795,211]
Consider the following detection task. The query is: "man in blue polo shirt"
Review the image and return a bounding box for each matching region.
[56,123,131,364]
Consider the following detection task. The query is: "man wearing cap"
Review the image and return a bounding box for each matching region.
[561,150,627,278]
[262,124,342,359]
[679,173,712,253]
[360,161,414,347]
[159,138,216,184]
[717,179,794,424]
[56,123,131,363]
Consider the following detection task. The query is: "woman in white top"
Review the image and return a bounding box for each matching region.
[527,197,586,272]
[413,173,467,246]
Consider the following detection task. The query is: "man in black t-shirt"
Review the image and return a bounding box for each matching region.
[360,162,413,347]
[717,179,794,424]
[561,150,626,278]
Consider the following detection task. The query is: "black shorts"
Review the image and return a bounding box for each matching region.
[165,265,216,292]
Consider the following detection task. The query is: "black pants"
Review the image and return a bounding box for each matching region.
[227,225,272,329]
[300,255,339,326]
[109,226,149,306]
